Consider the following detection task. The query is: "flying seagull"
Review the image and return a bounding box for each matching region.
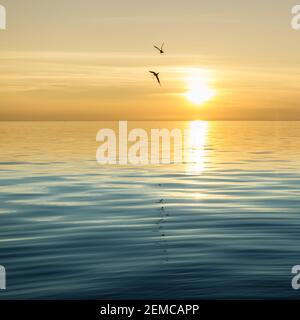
[149,71,161,86]
[154,43,165,54]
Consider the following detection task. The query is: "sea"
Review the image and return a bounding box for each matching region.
[0,121,300,299]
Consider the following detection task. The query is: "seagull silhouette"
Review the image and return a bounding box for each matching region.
[149,71,161,86]
[154,43,165,54]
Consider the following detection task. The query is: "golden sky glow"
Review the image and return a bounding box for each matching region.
[0,0,300,120]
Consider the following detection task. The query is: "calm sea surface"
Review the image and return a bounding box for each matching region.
[1,121,300,299]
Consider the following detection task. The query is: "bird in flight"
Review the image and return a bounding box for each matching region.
[153,43,165,54]
[149,71,161,86]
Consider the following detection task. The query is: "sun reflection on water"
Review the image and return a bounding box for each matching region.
[186,121,209,173]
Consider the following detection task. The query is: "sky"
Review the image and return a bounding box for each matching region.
[0,0,299,120]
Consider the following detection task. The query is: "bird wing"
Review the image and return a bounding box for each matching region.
[153,45,160,51]
[161,42,164,50]
[149,71,155,75]
[155,74,161,86]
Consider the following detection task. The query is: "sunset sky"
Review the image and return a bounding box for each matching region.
[0,0,300,120]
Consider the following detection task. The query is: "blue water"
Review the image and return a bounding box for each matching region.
[0,121,300,299]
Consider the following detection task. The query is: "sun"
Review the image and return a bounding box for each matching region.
[184,70,215,105]
[186,82,214,105]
